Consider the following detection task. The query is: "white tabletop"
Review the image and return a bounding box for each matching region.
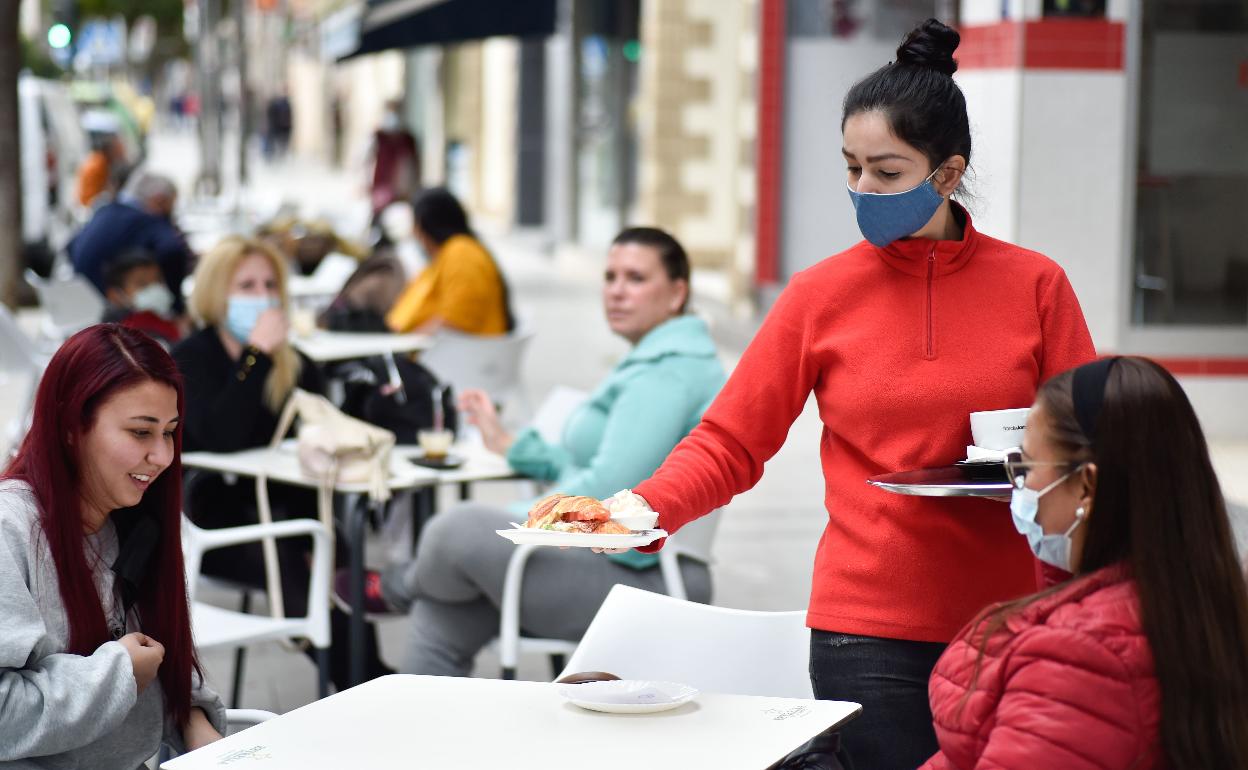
[182,442,516,490]
[290,331,432,363]
[392,442,519,484]
[181,444,436,493]
[163,675,860,769]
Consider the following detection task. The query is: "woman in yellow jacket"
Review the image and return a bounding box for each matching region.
[386,188,514,335]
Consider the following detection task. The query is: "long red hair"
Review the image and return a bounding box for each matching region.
[3,324,201,725]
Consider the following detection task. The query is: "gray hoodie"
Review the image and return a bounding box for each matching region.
[0,480,225,768]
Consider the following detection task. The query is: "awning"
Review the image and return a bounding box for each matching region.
[337,0,557,60]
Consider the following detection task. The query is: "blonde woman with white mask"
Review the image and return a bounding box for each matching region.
[171,236,392,689]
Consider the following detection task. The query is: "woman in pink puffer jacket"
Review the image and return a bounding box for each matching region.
[919,357,1248,770]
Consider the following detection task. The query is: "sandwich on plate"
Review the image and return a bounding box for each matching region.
[524,494,632,535]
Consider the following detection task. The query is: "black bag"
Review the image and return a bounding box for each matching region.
[338,354,458,445]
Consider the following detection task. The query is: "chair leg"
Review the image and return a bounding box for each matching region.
[315,647,331,698]
[548,654,566,679]
[458,481,471,501]
[230,591,253,707]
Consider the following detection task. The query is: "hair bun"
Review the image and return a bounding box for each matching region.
[895,18,959,76]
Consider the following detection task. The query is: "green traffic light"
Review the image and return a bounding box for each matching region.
[48,23,72,49]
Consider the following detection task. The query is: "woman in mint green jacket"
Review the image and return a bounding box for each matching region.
[349,227,725,677]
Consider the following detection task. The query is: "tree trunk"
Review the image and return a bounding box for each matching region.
[0,5,22,309]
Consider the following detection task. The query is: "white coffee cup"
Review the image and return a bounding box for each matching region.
[417,429,454,459]
[969,408,1031,451]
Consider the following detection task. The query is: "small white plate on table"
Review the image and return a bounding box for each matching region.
[496,525,667,549]
[558,680,699,714]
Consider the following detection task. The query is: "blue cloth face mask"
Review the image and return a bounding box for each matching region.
[225,294,279,343]
[1010,470,1086,571]
[846,167,945,247]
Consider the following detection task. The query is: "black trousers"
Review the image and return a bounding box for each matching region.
[186,471,391,689]
[809,630,946,770]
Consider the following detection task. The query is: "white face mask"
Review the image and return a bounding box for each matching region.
[130,283,174,315]
[1009,470,1086,571]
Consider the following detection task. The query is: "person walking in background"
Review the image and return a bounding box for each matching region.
[171,236,391,690]
[76,119,128,208]
[0,325,225,767]
[70,173,194,317]
[343,228,724,678]
[264,91,293,161]
[609,19,1096,769]
[920,356,1248,769]
[385,187,514,336]
[368,100,420,219]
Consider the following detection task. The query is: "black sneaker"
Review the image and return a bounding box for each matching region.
[332,568,398,616]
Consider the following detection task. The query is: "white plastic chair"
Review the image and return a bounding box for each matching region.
[23,268,105,342]
[497,511,722,680]
[182,517,333,703]
[224,708,278,734]
[419,326,535,415]
[558,583,813,698]
[0,305,44,456]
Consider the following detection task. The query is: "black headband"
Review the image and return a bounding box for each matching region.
[1071,357,1119,445]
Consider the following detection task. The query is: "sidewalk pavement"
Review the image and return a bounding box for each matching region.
[145,131,1246,712]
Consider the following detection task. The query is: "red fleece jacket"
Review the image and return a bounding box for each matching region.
[636,210,1095,642]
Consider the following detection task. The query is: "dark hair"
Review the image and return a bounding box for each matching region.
[967,357,1248,767]
[103,248,159,291]
[412,187,516,332]
[2,324,202,726]
[842,18,971,182]
[611,227,691,313]
[411,187,473,245]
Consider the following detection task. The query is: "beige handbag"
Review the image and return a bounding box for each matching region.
[255,389,396,618]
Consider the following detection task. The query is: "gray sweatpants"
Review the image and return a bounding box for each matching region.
[382,503,712,677]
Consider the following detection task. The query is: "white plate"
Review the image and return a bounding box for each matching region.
[558,680,699,714]
[495,526,668,549]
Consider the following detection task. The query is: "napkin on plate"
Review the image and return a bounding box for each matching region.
[964,445,1018,463]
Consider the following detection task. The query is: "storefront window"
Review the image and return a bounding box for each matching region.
[787,0,941,40]
[1133,0,1248,326]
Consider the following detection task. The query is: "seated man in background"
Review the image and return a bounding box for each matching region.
[100,248,183,348]
[70,172,193,315]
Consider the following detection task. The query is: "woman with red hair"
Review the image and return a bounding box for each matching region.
[0,324,225,767]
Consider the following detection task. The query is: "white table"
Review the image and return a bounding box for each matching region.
[182,443,520,685]
[163,675,861,769]
[290,331,431,363]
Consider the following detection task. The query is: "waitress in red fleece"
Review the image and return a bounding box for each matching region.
[617,19,1095,769]
[920,357,1248,769]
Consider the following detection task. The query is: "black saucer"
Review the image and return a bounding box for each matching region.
[409,454,465,470]
[953,460,1008,481]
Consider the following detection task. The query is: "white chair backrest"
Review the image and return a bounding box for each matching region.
[559,585,812,698]
[529,386,590,444]
[0,304,40,373]
[310,252,359,289]
[665,510,719,565]
[24,269,105,340]
[420,326,535,405]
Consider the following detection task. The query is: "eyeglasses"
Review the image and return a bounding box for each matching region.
[1002,450,1078,490]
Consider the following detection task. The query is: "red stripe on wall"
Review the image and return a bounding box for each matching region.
[1150,358,1248,377]
[754,0,785,287]
[958,19,1125,71]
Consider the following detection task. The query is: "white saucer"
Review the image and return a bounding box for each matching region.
[558,680,699,714]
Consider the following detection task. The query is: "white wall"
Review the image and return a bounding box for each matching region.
[1016,72,1130,353]
[956,70,1023,242]
[780,37,895,278]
